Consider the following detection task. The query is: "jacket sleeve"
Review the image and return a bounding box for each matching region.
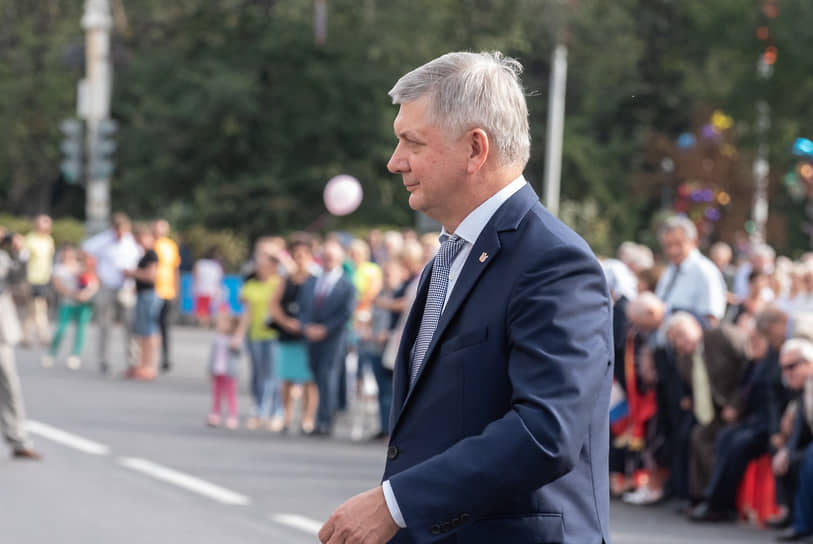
[321,280,356,337]
[388,244,612,533]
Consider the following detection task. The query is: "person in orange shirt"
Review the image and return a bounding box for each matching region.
[153,219,180,373]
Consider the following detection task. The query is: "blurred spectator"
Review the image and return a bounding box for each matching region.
[193,248,223,328]
[728,271,774,327]
[636,265,664,294]
[126,225,160,381]
[232,238,283,430]
[734,243,776,303]
[382,230,405,263]
[153,220,180,373]
[666,312,750,505]
[773,339,813,542]
[43,246,98,370]
[362,259,405,440]
[207,312,241,430]
[382,240,427,376]
[300,239,355,436]
[269,236,318,434]
[618,241,654,276]
[690,307,789,522]
[0,228,40,460]
[82,212,141,375]
[656,216,726,326]
[710,241,737,294]
[603,258,638,303]
[22,214,54,348]
[349,238,383,329]
[367,229,385,264]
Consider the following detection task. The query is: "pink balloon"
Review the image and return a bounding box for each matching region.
[323,175,363,216]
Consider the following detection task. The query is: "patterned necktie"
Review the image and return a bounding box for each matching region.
[410,234,465,386]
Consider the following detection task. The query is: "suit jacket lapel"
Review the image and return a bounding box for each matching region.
[402,228,502,403]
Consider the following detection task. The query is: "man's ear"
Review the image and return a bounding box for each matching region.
[466,128,490,174]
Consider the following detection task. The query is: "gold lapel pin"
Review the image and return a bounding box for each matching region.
[479,252,488,263]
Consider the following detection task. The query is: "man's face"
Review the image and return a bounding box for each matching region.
[780,348,811,390]
[387,97,468,224]
[35,216,51,234]
[322,242,344,271]
[668,323,700,356]
[711,248,731,270]
[660,229,693,266]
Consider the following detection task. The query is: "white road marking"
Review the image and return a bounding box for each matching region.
[270,513,323,535]
[118,456,251,506]
[26,420,111,456]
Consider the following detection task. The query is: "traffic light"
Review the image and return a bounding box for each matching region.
[88,118,117,180]
[59,119,84,185]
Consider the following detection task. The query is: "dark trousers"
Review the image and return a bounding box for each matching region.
[654,346,695,500]
[704,422,769,510]
[792,443,813,534]
[309,340,344,432]
[158,299,172,366]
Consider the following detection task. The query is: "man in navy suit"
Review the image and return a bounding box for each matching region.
[319,51,613,544]
[300,239,356,436]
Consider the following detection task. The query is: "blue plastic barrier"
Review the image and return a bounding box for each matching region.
[179,272,244,316]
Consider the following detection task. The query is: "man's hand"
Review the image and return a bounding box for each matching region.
[319,486,399,544]
[721,405,738,424]
[305,324,328,342]
[773,447,789,476]
[680,397,693,412]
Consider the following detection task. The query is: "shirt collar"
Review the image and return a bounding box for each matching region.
[440,175,527,245]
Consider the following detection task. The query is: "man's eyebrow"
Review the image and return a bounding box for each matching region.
[398,130,422,140]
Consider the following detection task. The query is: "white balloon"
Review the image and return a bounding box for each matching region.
[324,175,363,216]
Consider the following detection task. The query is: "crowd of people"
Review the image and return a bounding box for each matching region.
[5,208,813,540]
[605,215,813,542]
[0,214,443,455]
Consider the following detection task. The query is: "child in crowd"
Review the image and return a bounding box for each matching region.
[44,247,98,369]
[208,311,241,429]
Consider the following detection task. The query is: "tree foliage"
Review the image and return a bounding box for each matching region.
[1,0,812,251]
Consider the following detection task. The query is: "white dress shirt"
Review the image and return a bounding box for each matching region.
[315,265,343,298]
[655,248,726,320]
[81,229,142,289]
[382,175,528,528]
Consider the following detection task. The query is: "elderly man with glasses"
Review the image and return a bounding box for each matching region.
[773,338,813,541]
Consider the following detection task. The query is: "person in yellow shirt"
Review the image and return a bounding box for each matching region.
[231,238,283,430]
[23,215,55,347]
[153,219,180,373]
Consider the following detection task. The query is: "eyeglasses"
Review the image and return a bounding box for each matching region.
[780,359,806,373]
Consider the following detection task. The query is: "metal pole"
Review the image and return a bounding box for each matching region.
[751,53,773,244]
[81,0,113,236]
[543,45,568,217]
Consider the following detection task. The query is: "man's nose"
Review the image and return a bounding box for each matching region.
[387,145,408,174]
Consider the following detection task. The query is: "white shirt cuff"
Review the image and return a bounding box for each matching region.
[382,480,406,528]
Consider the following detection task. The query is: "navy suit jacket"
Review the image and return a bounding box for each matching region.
[384,184,613,544]
[299,272,355,363]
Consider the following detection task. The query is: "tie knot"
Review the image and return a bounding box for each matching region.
[436,235,464,264]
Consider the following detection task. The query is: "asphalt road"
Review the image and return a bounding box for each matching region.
[1,324,777,543]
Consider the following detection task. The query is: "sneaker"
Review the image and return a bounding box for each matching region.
[41,355,54,368]
[12,448,42,460]
[66,356,81,370]
[244,417,261,430]
[207,414,221,427]
[225,417,239,430]
[622,486,664,506]
[268,417,285,432]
